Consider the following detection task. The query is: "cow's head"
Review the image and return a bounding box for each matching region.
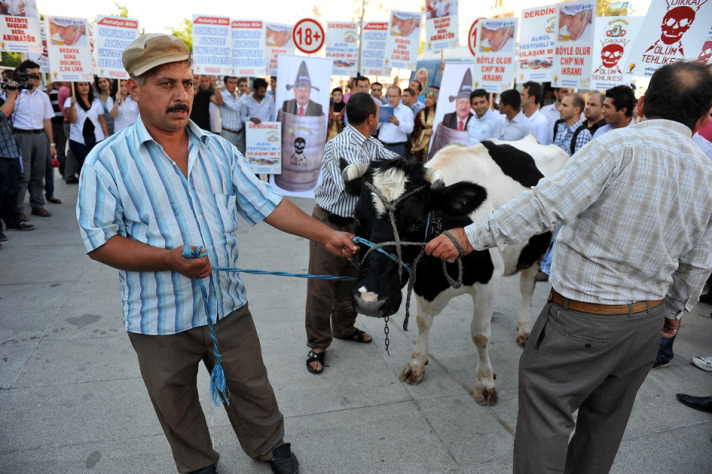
[342,157,487,318]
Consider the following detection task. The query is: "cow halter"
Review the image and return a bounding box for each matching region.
[360,180,465,333]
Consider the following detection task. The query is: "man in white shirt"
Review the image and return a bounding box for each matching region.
[220,76,246,155]
[541,87,570,145]
[241,78,275,125]
[11,60,56,219]
[520,81,550,144]
[498,89,537,141]
[593,85,638,139]
[378,85,414,156]
[467,89,503,145]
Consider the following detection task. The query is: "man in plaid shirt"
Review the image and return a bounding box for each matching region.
[554,92,591,157]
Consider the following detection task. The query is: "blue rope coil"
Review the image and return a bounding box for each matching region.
[182,237,410,406]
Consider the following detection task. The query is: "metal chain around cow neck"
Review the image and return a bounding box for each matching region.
[360,181,464,338]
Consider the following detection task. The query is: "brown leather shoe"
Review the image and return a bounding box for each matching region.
[31,207,52,217]
[19,213,29,222]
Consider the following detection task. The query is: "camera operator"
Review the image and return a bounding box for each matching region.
[10,60,56,219]
[0,78,36,244]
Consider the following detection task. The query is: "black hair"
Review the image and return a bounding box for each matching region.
[644,62,712,130]
[605,85,637,118]
[346,92,378,126]
[404,87,416,96]
[355,76,370,86]
[223,76,237,83]
[522,81,543,106]
[76,82,95,112]
[410,80,422,93]
[469,89,488,101]
[499,89,521,110]
[17,60,40,74]
[332,87,343,94]
[253,78,268,90]
[372,81,382,88]
[237,77,248,84]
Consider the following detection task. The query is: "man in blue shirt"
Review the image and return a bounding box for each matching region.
[76,33,358,474]
[467,88,503,145]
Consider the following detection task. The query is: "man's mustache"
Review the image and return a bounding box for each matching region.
[166,104,190,113]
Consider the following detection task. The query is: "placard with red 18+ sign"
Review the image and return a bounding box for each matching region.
[292,18,324,54]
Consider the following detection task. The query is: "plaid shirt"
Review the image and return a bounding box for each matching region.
[554,119,592,156]
[465,120,712,319]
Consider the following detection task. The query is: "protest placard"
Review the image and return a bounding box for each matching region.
[425,0,459,51]
[272,54,332,198]
[698,28,712,64]
[360,21,390,76]
[46,16,93,82]
[28,22,49,73]
[591,16,642,90]
[625,0,712,78]
[429,63,474,158]
[385,11,422,70]
[326,22,359,77]
[231,20,266,76]
[517,4,556,83]
[473,18,517,93]
[192,15,231,76]
[0,0,41,53]
[95,16,139,79]
[552,0,596,89]
[245,122,282,175]
[266,23,294,77]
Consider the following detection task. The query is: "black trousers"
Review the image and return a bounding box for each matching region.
[0,156,22,229]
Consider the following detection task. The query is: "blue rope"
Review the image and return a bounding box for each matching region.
[182,237,412,406]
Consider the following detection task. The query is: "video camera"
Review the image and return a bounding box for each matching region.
[1,71,37,91]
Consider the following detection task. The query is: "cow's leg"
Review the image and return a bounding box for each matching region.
[517,264,538,347]
[399,305,435,385]
[471,284,498,406]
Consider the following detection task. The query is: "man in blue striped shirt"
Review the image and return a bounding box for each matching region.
[76,34,358,474]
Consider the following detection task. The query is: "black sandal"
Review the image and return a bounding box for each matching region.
[335,328,372,344]
[306,350,325,374]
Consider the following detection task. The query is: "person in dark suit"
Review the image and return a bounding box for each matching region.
[282,60,324,117]
[441,68,474,131]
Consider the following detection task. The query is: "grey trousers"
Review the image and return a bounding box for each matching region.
[128,305,285,473]
[14,132,48,211]
[304,205,359,349]
[513,300,664,474]
[220,128,246,156]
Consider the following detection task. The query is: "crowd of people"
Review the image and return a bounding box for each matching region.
[3,30,712,472]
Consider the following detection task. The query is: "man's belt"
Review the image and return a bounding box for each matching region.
[222,126,242,134]
[379,140,407,146]
[13,128,44,134]
[326,211,354,226]
[548,289,663,315]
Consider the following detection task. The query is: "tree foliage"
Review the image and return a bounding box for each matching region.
[166,18,193,52]
[1,52,22,68]
[112,2,129,18]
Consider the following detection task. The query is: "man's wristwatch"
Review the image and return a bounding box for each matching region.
[50,143,55,146]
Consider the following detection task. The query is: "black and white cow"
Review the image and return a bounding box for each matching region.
[342,136,568,405]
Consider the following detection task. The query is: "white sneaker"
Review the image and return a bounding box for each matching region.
[691,356,712,372]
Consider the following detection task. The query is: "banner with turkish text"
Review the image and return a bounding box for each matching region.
[385,11,422,70]
[326,22,359,77]
[0,0,41,53]
[591,16,643,90]
[517,4,556,83]
[360,21,390,76]
[192,15,231,76]
[473,18,517,93]
[552,0,596,89]
[46,16,93,82]
[232,20,267,76]
[266,23,294,76]
[246,122,282,174]
[96,16,139,79]
[425,0,459,51]
[625,0,712,78]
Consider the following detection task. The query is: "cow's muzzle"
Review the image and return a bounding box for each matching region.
[353,290,388,318]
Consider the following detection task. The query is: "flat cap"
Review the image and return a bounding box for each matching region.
[122,33,190,77]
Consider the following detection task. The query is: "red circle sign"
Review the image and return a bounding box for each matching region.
[293,18,324,54]
[468,20,479,57]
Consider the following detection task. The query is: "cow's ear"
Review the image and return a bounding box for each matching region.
[430,182,487,216]
[341,159,369,196]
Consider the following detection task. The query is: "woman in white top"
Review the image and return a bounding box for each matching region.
[64,82,108,171]
[109,79,139,132]
[94,76,115,134]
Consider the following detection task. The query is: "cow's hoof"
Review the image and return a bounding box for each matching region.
[399,364,425,385]
[517,332,529,348]
[474,384,498,406]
